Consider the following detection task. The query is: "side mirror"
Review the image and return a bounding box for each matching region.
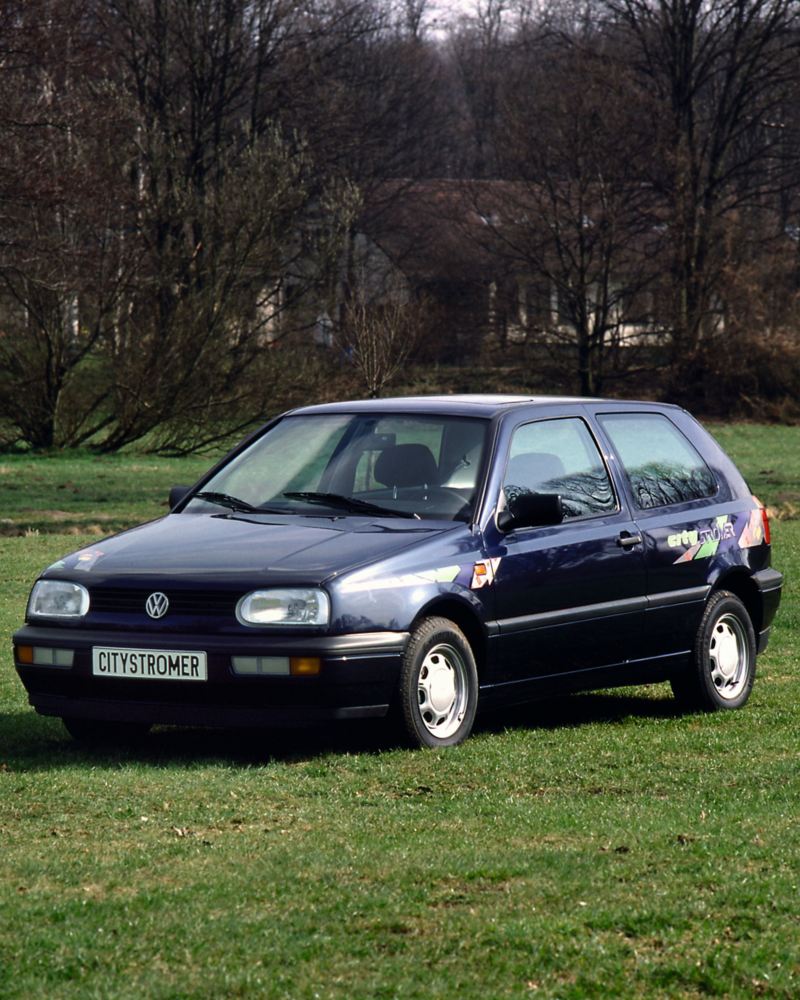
[497,492,564,532]
[169,485,192,510]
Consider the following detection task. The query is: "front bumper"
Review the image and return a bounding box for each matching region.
[13,625,409,728]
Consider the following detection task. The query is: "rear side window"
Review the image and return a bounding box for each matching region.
[503,417,616,519]
[599,413,717,510]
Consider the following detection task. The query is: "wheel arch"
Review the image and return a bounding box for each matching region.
[712,570,763,636]
[410,597,487,679]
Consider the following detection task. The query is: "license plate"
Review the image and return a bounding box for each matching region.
[92,647,207,681]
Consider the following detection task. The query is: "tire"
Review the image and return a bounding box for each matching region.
[670,590,756,711]
[62,717,151,746]
[397,617,478,748]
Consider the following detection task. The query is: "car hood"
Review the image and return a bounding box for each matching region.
[43,512,456,588]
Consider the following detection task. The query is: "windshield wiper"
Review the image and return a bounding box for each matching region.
[193,491,261,513]
[283,491,419,519]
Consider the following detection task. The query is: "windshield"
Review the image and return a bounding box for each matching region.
[186,413,489,522]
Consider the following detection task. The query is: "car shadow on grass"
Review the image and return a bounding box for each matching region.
[0,687,686,770]
[479,688,684,737]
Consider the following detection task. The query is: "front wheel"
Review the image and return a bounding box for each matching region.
[671,590,756,711]
[397,617,478,748]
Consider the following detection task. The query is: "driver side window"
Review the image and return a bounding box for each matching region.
[503,418,617,519]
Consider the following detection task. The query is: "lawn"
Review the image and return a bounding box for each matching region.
[1,426,798,999]
[0,451,215,536]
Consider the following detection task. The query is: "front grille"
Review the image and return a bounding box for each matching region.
[89,588,238,617]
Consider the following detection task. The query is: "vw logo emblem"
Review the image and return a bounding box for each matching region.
[145,592,169,619]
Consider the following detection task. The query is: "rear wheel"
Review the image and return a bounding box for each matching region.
[397,617,478,748]
[671,590,756,711]
[62,717,151,746]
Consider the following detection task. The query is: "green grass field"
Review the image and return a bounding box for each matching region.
[1,425,798,998]
[0,452,215,536]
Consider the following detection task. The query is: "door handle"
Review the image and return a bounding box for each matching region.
[617,531,643,549]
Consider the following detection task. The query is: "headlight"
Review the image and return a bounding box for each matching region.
[28,580,90,620]
[236,588,330,627]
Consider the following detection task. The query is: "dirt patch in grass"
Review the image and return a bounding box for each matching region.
[772,494,800,520]
[0,509,118,536]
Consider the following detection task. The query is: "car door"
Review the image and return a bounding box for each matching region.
[595,410,732,660]
[485,415,648,684]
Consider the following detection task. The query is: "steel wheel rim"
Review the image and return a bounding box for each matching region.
[417,642,469,738]
[708,613,750,700]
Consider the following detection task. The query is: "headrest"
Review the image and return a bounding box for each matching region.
[374,443,439,488]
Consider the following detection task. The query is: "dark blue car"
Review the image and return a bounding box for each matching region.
[13,396,783,747]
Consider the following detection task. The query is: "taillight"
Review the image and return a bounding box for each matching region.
[753,496,771,545]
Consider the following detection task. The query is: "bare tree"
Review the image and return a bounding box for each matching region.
[464,23,661,394]
[448,0,510,177]
[88,0,369,451]
[335,278,427,397]
[394,0,433,40]
[0,0,134,448]
[2,0,428,451]
[602,0,800,367]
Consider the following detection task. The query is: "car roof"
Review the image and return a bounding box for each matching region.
[288,394,678,419]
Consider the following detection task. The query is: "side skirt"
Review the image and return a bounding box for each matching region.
[477,651,689,709]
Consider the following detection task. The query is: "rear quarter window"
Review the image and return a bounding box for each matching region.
[599,412,718,510]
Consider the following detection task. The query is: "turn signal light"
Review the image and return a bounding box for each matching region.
[290,657,321,676]
[15,645,73,667]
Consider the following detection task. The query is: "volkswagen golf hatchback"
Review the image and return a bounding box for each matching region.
[14,396,783,747]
